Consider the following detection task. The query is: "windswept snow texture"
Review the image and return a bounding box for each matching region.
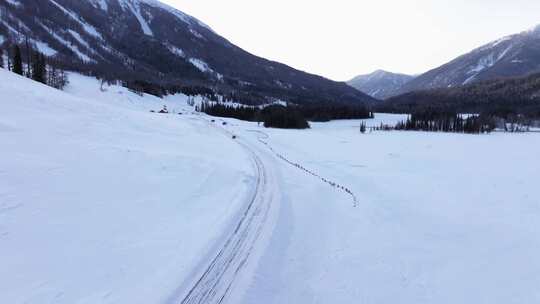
[0,69,256,304]
[218,115,540,304]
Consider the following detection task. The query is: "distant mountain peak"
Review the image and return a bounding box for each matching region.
[348,70,415,99]
[525,23,540,35]
[370,69,389,75]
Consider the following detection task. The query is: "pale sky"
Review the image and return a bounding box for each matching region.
[160,0,540,81]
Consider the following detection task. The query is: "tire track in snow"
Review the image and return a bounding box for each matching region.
[179,121,277,304]
[248,130,358,208]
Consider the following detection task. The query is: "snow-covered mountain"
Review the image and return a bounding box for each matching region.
[381,72,540,115]
[347,70,414,99]
[397,25,540,94]
[0,0,375,105]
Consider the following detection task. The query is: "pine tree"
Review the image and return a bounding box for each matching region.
[57,68,68,89]
[48,63,56,88]
[7,51,11,71]
[13,45,23,75]
[360,122,366,134]
[31,51,46,84]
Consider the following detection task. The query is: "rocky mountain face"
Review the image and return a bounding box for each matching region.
[0,0,375,105]
[397,25,540,95]
[347,70,414,99]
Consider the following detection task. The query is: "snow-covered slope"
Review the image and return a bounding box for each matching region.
[398,25,540,94]
[348,70,414,99]
[0,0,375,105]
[0,68,258,304]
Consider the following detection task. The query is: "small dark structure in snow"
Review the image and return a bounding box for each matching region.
[232,135,237,139]
[222,122,227,126]
[158,105,169,114]
[211,119,215,122]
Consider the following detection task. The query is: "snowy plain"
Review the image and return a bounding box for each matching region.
[221,117,540,304]
[0,69,257,304]
[1,67,540,304]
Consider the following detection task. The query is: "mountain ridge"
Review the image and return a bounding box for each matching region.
[396,24,540,95]
[379,71,540,117]
[0,0,376,105]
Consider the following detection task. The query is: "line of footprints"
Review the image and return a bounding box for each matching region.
[255,133,358,208]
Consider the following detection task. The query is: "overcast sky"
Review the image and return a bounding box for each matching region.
[160,0,540,81]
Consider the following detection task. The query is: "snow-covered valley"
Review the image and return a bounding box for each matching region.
[1,68,540,304]
[0,69,262,303]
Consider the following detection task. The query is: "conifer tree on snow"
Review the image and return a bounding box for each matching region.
[13,45,23,75]
[360,122,367,134]
[7,50,11,71]
[31,51,47,84]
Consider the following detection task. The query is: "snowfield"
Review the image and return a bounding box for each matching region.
[0,69,259,303]
[223,118,540,304]
[1,67,540,304]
